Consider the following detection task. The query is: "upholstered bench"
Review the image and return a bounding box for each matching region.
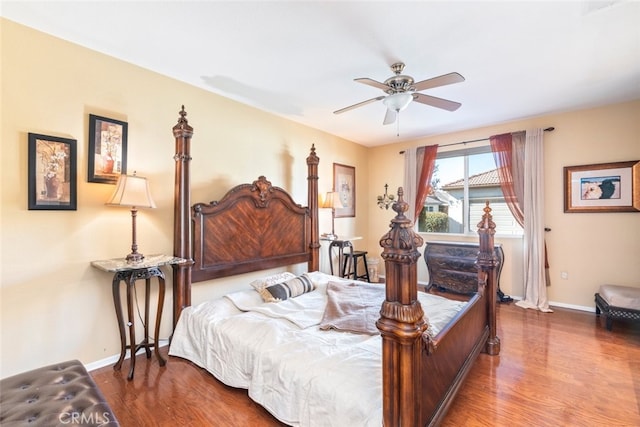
[0,360,119,426]
[595,284,640,331]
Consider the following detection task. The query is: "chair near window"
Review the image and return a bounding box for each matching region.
[341,250,371,282]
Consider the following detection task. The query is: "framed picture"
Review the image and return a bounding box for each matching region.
[564,160,640,213]
[88,114,128,183]
[333,163,355,218]
[28,133,77,210]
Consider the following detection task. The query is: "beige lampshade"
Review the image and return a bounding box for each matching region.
[106,173,156,208]
[322,191,341,209]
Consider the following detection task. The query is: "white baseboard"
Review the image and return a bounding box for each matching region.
[85,339,169,372]
[548,300,594,313]
[379,276,596,314]
[500,295,594,313]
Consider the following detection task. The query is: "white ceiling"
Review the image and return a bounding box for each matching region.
[2,1,639,147]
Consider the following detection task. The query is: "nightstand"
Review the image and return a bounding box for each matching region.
[91,254,186,380]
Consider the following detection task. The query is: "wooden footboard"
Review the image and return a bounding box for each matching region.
[377,190,499,427]
[420,293,489,426]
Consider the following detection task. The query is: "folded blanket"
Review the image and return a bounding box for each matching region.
[319,281,386,335]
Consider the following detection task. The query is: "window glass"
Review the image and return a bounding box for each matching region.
[417,146,523,235]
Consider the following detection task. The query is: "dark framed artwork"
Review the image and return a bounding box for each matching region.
[333,163,356,218]
[88,114,127,183]
[564,160,640,213]
[28,133,77,210]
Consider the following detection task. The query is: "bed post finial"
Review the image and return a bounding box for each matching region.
[306,144,320,272]
[476,201,500,355]
[174,105,192,134]
[378,187,423,268]
[173,106,194,330]
[376,187,426,427]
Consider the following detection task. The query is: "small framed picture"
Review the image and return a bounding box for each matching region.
[564,160,640,213]
[88,114,128,184]
[333,163,356,218]
[28,133,77,210]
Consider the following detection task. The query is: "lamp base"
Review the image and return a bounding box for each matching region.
[126,252,145,263]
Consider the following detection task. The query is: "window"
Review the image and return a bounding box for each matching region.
[417,145,523,236]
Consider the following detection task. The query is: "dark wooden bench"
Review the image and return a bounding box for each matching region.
[595,284,640,331]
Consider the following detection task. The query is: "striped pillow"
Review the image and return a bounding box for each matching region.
[257,273,315,303]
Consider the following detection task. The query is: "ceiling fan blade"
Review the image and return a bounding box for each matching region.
[413,93,462,111]
[412,72,465,92]
[333,95,385,114]
[354,78,389,91]
[383,109,397,125]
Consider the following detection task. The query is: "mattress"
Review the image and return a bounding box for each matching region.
[169,271,467,427]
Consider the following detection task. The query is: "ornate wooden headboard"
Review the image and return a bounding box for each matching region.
[170,107,320,327]
[191,176,314,281]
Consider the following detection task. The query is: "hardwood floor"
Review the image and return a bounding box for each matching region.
[91,303,640,426]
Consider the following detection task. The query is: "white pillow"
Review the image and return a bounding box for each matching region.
[250,272,296,291]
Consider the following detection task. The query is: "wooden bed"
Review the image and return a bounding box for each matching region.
[169,107,500,427]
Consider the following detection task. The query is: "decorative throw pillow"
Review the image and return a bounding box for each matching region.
[250,272,296,291]
[257,273,315,303]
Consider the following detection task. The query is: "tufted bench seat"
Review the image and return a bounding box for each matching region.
[595,284,640,331]
[0,360,119,426]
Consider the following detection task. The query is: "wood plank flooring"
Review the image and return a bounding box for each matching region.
[91,302,640,426]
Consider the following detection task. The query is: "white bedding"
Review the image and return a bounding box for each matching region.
[169,271,467,427]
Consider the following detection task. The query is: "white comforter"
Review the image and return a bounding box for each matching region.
[169,271,467,427]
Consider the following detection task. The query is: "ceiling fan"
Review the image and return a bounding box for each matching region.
[334,62,465,125]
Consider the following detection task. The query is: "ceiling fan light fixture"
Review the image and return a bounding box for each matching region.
[383,92,413,112]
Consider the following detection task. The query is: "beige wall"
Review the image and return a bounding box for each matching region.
[2,19,639,378]
[0,19,368,377]
[367,100,640,309]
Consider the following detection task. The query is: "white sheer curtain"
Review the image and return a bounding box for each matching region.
[517,128,552,312]
[403,148,418,224]
[491,128,551,312]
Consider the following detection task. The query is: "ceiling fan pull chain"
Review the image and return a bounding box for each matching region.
[396,113,400,137]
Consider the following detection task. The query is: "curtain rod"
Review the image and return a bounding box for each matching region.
[399,127,555,154]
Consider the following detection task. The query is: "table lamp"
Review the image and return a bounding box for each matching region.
[106,172,156,263]
[321,191,341,240]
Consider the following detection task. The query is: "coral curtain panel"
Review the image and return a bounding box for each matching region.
[414,145,439,222]
[404,145,438,223]
[490,132,525,226]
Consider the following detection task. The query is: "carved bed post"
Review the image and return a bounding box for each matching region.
[376,188,427,427]
[306,144,320,272]
[476,201,501,355]
[172,106,194,329]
